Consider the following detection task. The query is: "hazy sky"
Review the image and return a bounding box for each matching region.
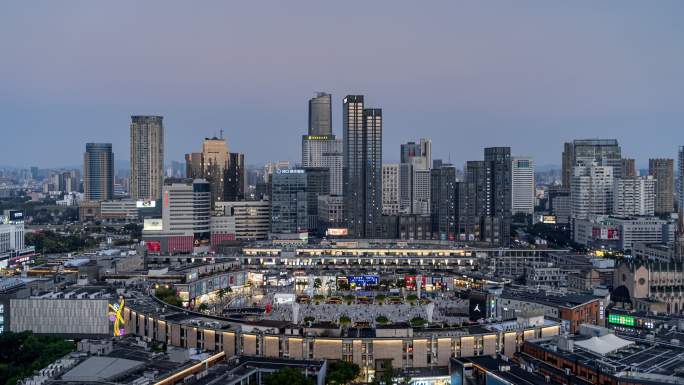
[2,1,683,169]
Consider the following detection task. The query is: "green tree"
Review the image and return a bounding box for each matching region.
[375,315,389,325]
[263,368,313,385]
[339,315,352,327]
[410,317,426,328]
[0,331,74,385]
[197,303,209,312]
[313,278,322,289]
[326,361,360,385]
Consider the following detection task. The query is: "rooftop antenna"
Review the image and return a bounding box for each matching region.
[220,129,224,139]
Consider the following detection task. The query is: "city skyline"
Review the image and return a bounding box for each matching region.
[2,1,683,168]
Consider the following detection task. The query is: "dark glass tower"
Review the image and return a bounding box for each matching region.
[430,164,456,240]
[343,95,383,238]
[83,143,114,201]
[308,92,332,136]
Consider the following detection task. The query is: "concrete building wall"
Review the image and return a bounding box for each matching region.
[10,299,109,337]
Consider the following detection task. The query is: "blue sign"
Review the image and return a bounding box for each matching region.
[347,275,379,287]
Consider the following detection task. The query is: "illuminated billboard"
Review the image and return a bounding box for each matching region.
[326,228,349,236]
[144,218,163,231]
[348,275,379,287]
[608,313,635,327]
[136,200,156,208]
[541,215,556,224]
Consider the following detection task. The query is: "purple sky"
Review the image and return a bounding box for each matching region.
[2,1,683,169]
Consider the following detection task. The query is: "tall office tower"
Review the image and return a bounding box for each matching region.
[226,152,245,201]
[649,158,675,215]
[613,176,655,216]
[680,146,684,215]
[400,138,432,167]
[185,137,230,207]
[399,138,432,214]
[271,169,308,234]
[308,92,332,136]
[561,142,574,188]
[301,134,343,196]
[303,167,330,233]
[621,158,637,178]
[161,178,211,243]
[382,164,400,215]
[342,95,382,238]
[483,147,512,245]
[130,115,164,201]
[570,163,614,221]
[83,143,114,201]
[430,164,456,240]
[562,139,621,189]
[511,157,535,215]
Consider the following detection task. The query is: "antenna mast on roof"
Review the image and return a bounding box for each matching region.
[220,129,224,139]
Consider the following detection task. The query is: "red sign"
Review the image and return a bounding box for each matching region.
[146,241,161,252]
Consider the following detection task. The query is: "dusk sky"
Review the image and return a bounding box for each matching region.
[2,1,683,169]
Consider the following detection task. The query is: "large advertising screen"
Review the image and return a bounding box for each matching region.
[348,275,379,287]
[144,218,163,231]
[137,200,156,208]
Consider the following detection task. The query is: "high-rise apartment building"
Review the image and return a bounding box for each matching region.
[343,95,382,238]
[130,116,164,201]
[483,147,512,245]
[649,158,675,215]
[613,176,655,217]
[562,139,621,188]
[301,135,343,196]
[83,143,114,202]
[271,169,308,234]
[511,156,534,215]
[621,158,637,178]
[382,164,400,215]
[430,164,456,240]
[571,163,614,221]
[308,92,332,136]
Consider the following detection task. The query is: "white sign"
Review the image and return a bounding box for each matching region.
[143,218,163,231]
[137,200,156,208]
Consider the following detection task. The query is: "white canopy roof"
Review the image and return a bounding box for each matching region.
[575,333,634,356]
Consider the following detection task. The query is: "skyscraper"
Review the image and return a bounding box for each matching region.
[621,158,637,178]
[430,164,456,240]
[301,135,343,196]
[399,138,432,214]
[571,163,614,221]
[271,169,308,234]
[130,115,164,201]
[382,164,400,215]
[83,143,114,201]
[308,92,332,136]
[483,147,512,245]
[613,176,655,216]
[226,152,245,201]
[649,158,675,215]
[342,95,382,238]
[400,138,432,167]
[561,142,574,188]
[679,146,684,213]
[511,156,535,215]
[562,139,622,189]
[186,137,229,207]
[303,167,330,233]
